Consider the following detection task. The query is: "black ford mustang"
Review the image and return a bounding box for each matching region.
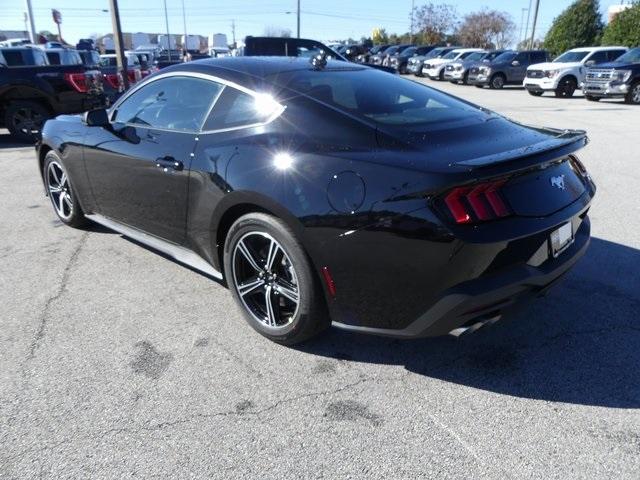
[37,57,595,344]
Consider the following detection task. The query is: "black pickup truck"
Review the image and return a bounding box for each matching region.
[583,47,640,104]
[0,47,105,142]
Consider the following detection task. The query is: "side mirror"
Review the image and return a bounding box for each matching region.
[585,60,595,67]
[83,108,109,127]
[511,60,520,66]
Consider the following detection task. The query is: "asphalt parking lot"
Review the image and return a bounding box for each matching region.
[1,81,639,479]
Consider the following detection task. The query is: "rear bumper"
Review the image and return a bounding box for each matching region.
[333,214,591,338]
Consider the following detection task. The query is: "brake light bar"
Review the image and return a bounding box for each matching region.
[442,179,512,225]
[64,72,88,93]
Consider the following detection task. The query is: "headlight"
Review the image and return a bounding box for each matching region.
[480,67,491,75]
[544,69,560,78]
[614,70,632,82]
[454,65,462,71]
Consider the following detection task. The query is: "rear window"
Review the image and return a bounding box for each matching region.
[2,50,24,66]
[276,67,479,128]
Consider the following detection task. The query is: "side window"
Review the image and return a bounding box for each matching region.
[608,50,626,61]
[46,52,61,65]
[531,51,546,63]
[514,52,529,64]
[203,87,282,131]
[587,51,608,64]
[113,76,224,132]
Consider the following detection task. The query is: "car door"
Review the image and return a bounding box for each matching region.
[83,74,224,244]
[507,52,529,83]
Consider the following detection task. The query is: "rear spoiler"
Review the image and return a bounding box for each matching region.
[454,129,588,169]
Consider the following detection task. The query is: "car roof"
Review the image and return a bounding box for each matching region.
[160,56,365,85]
[569,46,627,52]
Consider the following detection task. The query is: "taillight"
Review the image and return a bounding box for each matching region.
[441,179,512,225]
[64,72,88,93]
[127,70,136,83]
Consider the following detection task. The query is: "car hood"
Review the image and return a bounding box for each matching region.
[528,61,582,70]
[426,58,450,66]
[375,112,587,172]
[588,61,638,69]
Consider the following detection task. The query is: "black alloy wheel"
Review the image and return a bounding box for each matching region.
[224,213,329,345]
[43,151,88,228]
[5,101,51,143]
[555,77,577,98]
[625,82,640,105]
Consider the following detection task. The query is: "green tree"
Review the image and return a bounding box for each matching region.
[544,0,604,56]
[601,2,640,47]
[372,28,389,45]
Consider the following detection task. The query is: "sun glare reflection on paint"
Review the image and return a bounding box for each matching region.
[254,94,281,118]
[273,152,294,170]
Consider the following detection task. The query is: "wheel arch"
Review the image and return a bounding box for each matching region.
[0,86,55,113]
[210,192,306,276]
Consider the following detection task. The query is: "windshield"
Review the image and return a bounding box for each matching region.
[614,48,640,63]
[465,52,485,62]
[383,46,398,55]
[554,51,589,63]
[493,51,517,63]
[274,67,480,128]
[403,47,417,56]
[442,51,459,60]
[424,48,445,59]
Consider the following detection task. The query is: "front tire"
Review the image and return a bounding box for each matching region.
[528,90,544,97]
[585,95,601,102]
[223,213,329,345]
[43,151,88,228]
[489,74,505,89]
[5,100,51,143]
[625,82,640,105]
[555,77,577,98]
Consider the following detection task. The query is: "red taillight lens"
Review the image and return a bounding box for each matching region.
[442,179,511,225]
[127,70,137,83]
[104,73,119,89]
[64,72,88,93]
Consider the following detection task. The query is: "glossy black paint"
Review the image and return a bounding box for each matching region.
[38,57,596,337]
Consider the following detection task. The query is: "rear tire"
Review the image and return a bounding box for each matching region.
[223,212,330,345]
[43,151,89,228]
[4,100,51,143]
[625,82,640,105]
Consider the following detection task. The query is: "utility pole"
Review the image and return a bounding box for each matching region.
[24,0,37,44]
[108,0,129,90]
[529,0,540,50]
[182,0,189,56]
[523,0,533,47]
[297,0,300,38]
[163,0,172,61]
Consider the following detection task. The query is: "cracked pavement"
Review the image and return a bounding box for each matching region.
[1,82,639,479]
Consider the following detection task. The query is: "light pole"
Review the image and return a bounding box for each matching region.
[529,0,540,50]
[24,0,37,44]
[182,0,188,55]
[163,0,172,61]
[519,8,528,44]
[523,0,533,47]
[108,0,129,90]
[297,0,300,38]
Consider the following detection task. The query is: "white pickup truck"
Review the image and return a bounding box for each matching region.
[523,46,628,97]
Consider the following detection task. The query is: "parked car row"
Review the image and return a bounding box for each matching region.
[386,43,640,105]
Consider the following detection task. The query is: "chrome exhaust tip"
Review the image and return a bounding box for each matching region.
[449,314,502,338]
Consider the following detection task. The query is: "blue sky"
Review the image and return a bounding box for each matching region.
[0,0,627,45]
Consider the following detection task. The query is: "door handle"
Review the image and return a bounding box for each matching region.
[155,156,183,171]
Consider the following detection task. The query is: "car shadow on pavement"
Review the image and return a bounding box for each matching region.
[299,237,640,408]
[0,133,32,149]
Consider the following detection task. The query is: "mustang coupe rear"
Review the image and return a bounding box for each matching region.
[38,57,595,344]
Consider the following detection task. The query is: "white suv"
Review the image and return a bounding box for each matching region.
[422,48,484,81]
[524,46,628,97]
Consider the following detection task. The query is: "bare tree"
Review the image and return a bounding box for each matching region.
[411,2,458,44]
[263,26,292,38]
[456,9,516,49]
